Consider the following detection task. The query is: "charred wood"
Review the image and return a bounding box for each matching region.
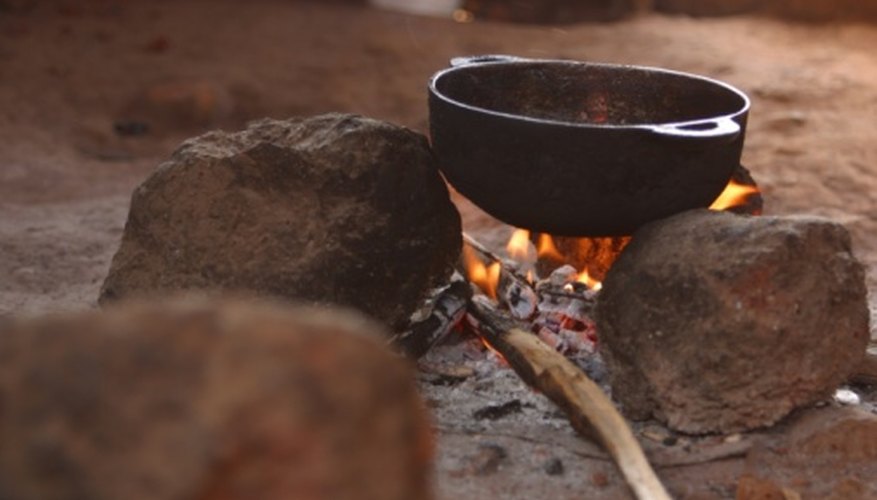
[462,232,538,320]
[391,279,471,359]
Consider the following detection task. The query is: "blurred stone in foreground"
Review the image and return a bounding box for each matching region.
[597,210,870,433]
[0,297,433,500]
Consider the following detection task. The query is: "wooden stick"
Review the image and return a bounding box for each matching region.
[462,232,504,264]
[467,299,672,500]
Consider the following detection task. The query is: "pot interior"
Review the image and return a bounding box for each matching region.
[433,62,747,126]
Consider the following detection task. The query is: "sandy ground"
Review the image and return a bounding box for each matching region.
[1,1,876,497]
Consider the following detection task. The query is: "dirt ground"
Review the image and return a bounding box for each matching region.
[1,1,876,498]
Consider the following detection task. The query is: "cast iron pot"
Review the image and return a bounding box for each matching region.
[428,55,750,236]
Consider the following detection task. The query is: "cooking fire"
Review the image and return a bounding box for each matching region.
[457,176,763,361]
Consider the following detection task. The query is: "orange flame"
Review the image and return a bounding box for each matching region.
[462,245,500,299]
[479,336,507,362]
[710,180,760,211]
[537,233,564,261]
[506,229,533,261]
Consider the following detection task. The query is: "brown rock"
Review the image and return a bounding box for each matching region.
[460,0,648,24]
[596,210,870,433]
[100,114,461,330]
[655,0,877,21]
[654,0,762,17]
[0,297,433,500]
[765,0,877,22]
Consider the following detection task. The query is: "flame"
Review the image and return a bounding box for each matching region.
[709,180,760,211]
[462,245,500,299]
[537,233,564,261]
[506,229,533,261]
[575,269,603,291]
[479,336,506,362]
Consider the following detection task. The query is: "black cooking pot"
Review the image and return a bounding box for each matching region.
[428,55,750,236]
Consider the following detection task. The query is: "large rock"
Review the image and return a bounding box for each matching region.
[655,0,877,21]
[100,114,461,330]
[0,297,433,500]
[596,209,870,433]
[653,0,761,17]
[460,0,648,24]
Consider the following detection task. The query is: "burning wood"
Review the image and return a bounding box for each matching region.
[391,276,471,359]
[466,297,672,500]
[461,232,539,320]
[462,231,603,359]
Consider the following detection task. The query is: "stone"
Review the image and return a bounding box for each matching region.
[460,0,648,24]
[654,0,877,21]
[765,0,877,22]
[100,114,461,330]
[654,0,762,17]
[596,209,870,433]
[0,297,434,500]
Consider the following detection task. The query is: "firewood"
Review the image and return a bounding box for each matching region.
[462,232,538,320]
[390,279,471,359]
[467,297,672,500]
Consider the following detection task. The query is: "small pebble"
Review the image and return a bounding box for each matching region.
[724,433,742,444]
[543,457,564,476]
[466,443,508,476]
[113,121,149,137]
[834,388,861,405]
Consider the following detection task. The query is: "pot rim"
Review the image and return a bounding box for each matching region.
[428,56,751,134]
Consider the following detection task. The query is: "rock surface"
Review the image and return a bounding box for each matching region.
[739,407,877,499]
[460,0,649,23]
[596,209,870,433]
[0,297,433,500]
[655,0,877,21]
[99,114,461,330]
[654,0,762,17]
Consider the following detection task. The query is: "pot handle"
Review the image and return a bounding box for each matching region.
[450,55,527,67]
[649,117,741,140]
